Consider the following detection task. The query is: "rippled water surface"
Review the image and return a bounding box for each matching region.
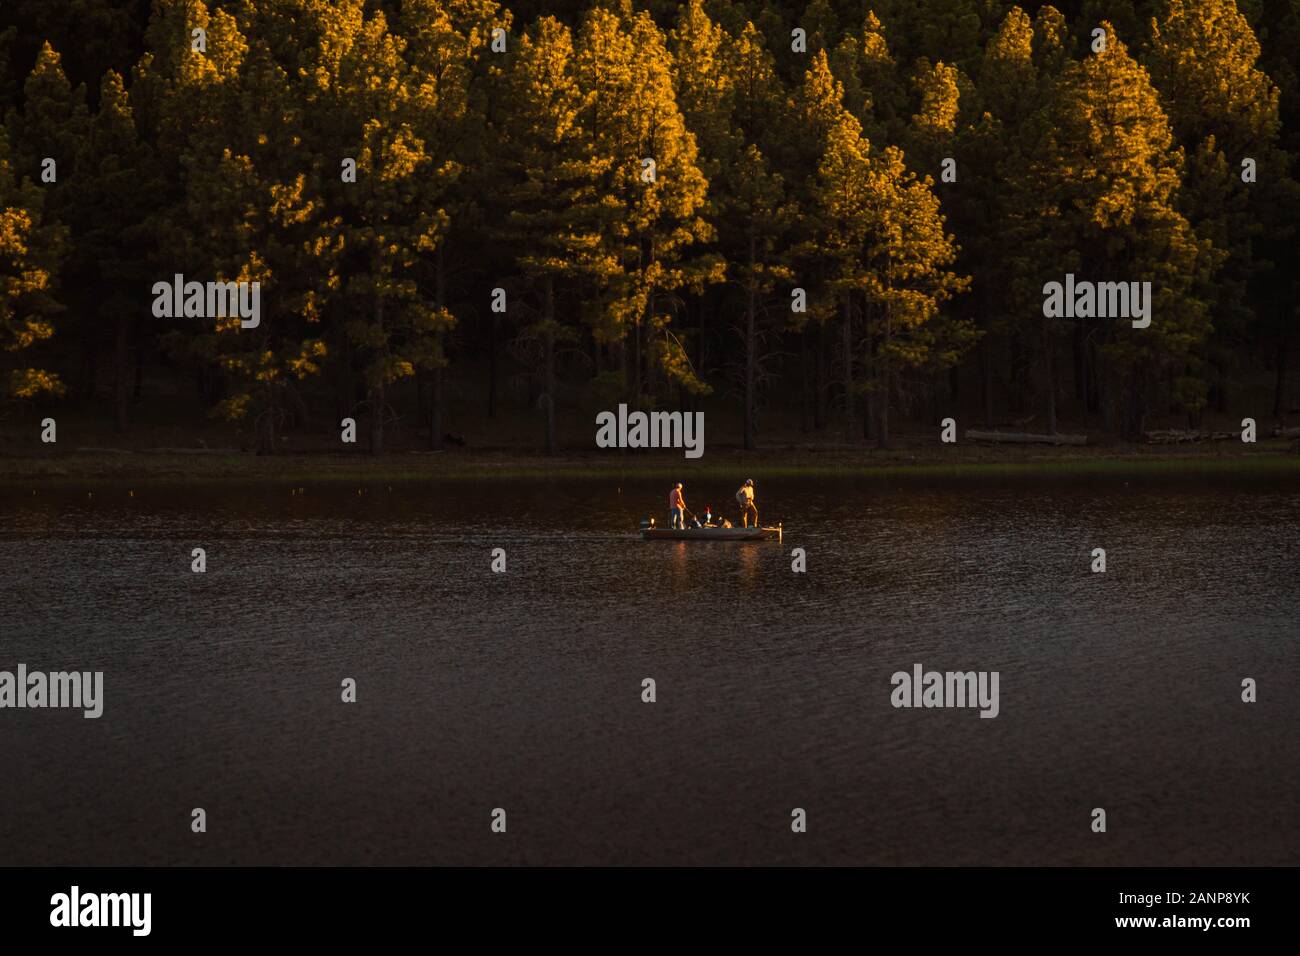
[1,476,1297,865]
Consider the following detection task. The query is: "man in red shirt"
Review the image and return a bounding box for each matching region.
[668,482,687,529]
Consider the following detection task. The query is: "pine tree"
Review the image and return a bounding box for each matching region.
[75,70,161,431]
[0,124,65,400]
[862,143,969,446]
[498,15,617,452]
[979,3,1035,123]
[904,56,980,425]
[1,0,139,96]
[869,0,990,68]
[905,57,961,174]
[808,67,966,443]
[790,51,852,432]
[801,0,839,56]
[0,28,18,112]
[395,0,505,448]
[670,0,737,186]
[323,1,457,455]
[1030,22,1214,439]
[672,6,797,447]
[144,0,328,453]
[6,43,92,400]
[668,0,734,423]
[723,20,798,448]
[827,10,905,143]
[1148,0,1280,153]
[6,43,91,176]
[576,4,716,407]
[1254,0,1300,414]
[1148,0,1286,414]
[969,5,1059,424]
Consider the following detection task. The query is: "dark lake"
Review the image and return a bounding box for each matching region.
[1,475,1297,865]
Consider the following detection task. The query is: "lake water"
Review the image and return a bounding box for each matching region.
[1,475,1297,865]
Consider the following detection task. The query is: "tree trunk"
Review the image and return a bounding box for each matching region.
[980,336,993,427]
[1041,317,1057,435]
[543,276,558,454]
[815,320,827,429]
[1120,368,1147,442]
[800,326,811,433]
[1273,332,1289,416]
[370,381,384,454]
[371,289,385,456]
[430,246,447,450]
[284,382,310,428]
[257,382,276,455]
[842,293,854,438]
[487,310,498,419]
[863,300,874,441]
[1086,327,1100,413]
[1214,359,1228,413]
[744,231,757,450]
[428,367,443,449]
[337,320,356,424]
[696,295,708,383]
[1080,324,1090,431]
[967,429,1086,445]
[1073,317,1085,401]
[113,316,130,433]
[631,316,642,407]
[77,343,96,401]
[1008,336,1020,414]
[877,304,890,449]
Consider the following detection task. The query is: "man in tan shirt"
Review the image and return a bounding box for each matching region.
[735,479,758,528]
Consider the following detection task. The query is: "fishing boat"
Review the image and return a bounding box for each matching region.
[640,519,782,542]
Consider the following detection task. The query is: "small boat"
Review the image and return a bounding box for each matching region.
[640,520,782,542]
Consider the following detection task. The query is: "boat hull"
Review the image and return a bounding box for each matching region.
[641,526,782,542]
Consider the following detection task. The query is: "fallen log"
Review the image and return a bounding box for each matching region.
[965,429,1087,446]
[140,447,239,455]
[1145,429,1242,443]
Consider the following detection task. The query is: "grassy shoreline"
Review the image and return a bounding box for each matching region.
[2,443,1298,485]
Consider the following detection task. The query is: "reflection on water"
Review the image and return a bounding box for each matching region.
[0,476,1297,865]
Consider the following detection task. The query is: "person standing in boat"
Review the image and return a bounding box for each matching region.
[735,478,758,528]
[668,482,687,529]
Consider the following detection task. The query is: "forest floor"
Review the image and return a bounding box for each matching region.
[2,415,1297,484]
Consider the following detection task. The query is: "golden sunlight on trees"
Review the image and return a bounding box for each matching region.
[0,0,1296,450]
